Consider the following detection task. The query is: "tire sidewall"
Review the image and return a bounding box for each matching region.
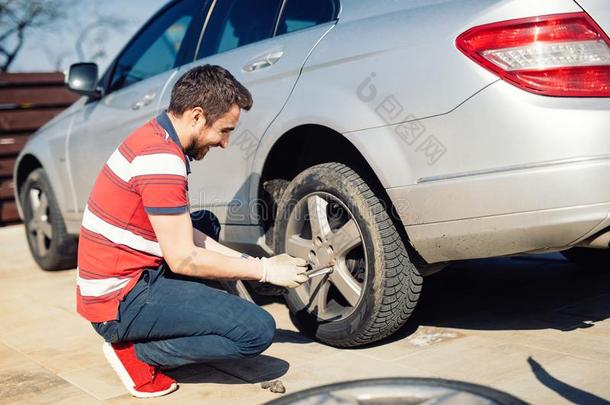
[274,165,385,345]
[20,168,71,270]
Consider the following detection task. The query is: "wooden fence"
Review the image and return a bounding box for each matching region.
[0,72,79,226]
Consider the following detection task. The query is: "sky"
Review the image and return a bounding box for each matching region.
[10,0,168,73]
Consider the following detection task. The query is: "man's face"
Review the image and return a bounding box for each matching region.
[187,104,240,160]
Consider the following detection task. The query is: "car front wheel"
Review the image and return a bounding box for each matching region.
[20,168,78,270]
[274,162,422,347]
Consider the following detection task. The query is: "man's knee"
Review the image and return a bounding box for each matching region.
[240,307,276,357]
[191,210,221,241]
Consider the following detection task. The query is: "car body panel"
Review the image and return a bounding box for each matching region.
[177,22,337,224]
[385,79,610,261]
[576,0,610,35]
[14,0,610,264]
[251,0,583,200]
[13,104,83,226]
[66,69,177,213]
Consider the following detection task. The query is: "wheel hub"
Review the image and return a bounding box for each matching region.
[284,192,367,321]
[310,237,335,268]
[27,187,52,257]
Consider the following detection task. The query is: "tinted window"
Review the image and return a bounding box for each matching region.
[198,0,283,58]
[109,0,202,92]
[277,0,338,35]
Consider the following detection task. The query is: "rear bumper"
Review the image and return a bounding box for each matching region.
[388,157,610,263]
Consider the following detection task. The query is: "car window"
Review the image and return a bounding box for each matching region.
[276,0,339,35]
[109,0,203,93]
[198,0,283,59]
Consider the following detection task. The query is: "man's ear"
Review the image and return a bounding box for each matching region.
[192,107,206,127]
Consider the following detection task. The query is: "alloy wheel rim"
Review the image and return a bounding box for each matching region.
[284,192,367,321]
[27,187,52,257]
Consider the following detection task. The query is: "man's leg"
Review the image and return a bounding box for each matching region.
[93,209,274,369]
[115,266,275,369]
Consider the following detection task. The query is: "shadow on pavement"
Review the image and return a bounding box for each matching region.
[273,328,315,344]
[412,253,610,332]
[527,356,610,405]
[168,354,289,384]
[354,253,610,348]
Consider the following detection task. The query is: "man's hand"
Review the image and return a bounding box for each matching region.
[260,254,308,288]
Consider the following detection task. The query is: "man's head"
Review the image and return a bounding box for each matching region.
[167,65,253,160]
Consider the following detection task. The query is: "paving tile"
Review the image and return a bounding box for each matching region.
[343,325,463,362]
[106,364,277,405]
[1,317,106,374]
[396,336,564,385]
[59,364,127,400]
[2,224,610,405]
[0,342,100,404]
[471,320,610,365]
[274,349,435,396]
[262,302,301,333]
[496,355,610,404]
[0,342,29,369]
[264,330,341,367]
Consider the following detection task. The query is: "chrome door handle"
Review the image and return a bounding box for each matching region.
[242,51,283,72]
[131,92,156,110]
[141,92,156,106]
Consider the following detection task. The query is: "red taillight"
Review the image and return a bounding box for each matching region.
[456,12,610,97]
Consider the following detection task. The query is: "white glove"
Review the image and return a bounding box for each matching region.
[260,254,308,288]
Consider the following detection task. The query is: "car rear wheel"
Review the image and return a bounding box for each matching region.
[20,168,78,270]
[274,162,422,347]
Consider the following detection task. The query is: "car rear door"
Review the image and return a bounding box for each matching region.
[66,0,210,212]
[175,0,339,225]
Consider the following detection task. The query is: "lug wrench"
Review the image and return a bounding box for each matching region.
[305,265,334,279]
[255,265,334,296]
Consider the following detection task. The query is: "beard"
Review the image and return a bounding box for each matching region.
[185,139,210,161]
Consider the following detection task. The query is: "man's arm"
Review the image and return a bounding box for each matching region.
[149,212,263,280]
[193,227,243,258]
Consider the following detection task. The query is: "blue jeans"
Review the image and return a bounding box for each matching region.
[91,210,276,369]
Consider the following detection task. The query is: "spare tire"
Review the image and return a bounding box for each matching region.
[273,162,422,347]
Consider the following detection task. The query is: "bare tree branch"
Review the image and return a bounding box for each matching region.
[0,0,66,71]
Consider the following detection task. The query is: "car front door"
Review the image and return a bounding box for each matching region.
[178,0,339,225]
[66,0,210,213]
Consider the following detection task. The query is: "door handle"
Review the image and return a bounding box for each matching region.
[242,51,283,72]
[131,92,156,110]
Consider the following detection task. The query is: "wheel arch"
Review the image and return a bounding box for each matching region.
[257,124,430,267]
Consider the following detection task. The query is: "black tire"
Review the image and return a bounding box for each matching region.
[274,162,422,347]
[20,168,78,270]
[562,247,609,271]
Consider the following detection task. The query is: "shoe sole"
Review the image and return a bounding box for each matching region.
[102,342,178,398]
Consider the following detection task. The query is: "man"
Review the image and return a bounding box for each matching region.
[76,65,308,398]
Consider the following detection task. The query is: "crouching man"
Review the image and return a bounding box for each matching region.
[76,65,308,398]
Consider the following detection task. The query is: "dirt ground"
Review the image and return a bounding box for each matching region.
[1,224,610,404]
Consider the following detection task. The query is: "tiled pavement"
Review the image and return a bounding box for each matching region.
[1,224,610,404]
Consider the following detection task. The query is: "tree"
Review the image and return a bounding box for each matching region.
[0,0,66,72]
[40,3,129,72]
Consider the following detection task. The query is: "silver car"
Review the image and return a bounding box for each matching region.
[13,0,610,347]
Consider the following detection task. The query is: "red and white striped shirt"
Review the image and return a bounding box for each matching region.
[76,112,190,322]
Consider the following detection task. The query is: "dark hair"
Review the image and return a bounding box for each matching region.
[168,65,253,125]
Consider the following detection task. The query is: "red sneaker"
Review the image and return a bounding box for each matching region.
[103,342,178,398]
